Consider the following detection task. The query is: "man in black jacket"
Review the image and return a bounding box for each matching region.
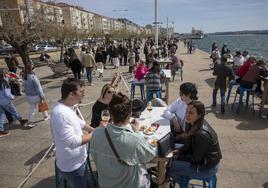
[212,56,234,114]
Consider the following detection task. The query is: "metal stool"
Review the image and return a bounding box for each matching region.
[231,86,255,114]
[146,89,161,101]
[130,82,145,100]
[226,80,239,104]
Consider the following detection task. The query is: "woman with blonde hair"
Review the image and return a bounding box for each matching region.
[23,64,49,128]
[91,84,115,128]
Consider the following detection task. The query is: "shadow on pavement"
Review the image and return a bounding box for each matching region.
[206,104,268,130]
[198,68,212,72]
[205,77,214,88]
[24,146,52,166]
[30,176,55,188]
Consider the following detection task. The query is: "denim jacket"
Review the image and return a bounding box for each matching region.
[0,81,14,105]
[23,74,45,98]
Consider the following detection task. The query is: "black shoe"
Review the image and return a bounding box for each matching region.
[221,105,225,114]
[211,103,216,108]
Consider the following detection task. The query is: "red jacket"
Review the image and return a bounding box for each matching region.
[236,59,255,78]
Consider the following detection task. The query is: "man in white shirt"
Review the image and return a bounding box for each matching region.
[51,78,94,188]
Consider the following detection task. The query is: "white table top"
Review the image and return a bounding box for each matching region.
[138,107,170,140]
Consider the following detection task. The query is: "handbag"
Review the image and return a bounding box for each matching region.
[38,100,48,112]
[157,132,175,158]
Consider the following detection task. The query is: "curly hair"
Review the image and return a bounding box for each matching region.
[109,92,132,124]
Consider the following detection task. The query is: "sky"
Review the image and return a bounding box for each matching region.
[51,0,268,33]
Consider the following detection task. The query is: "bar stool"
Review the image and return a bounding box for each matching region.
[146,89,161,101]
[130,81,145,100]
[226,79,239,104]
[231,86,255,114]
[171,175,217,188]
[188,175,217,188]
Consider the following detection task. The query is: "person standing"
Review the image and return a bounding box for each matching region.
[81,49,97,86]
[95,47,105,78]
[50,78,94,188]
[23,64,49,128]
[212,56,234,114]
[68,48,82,79]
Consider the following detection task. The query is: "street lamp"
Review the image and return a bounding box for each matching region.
[154,0,158,48]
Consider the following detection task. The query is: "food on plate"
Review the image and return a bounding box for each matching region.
[149,139,158,147]
[143,127,154,135]
[139,124,148,131]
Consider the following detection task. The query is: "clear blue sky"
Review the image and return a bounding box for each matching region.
[51,0,268,33]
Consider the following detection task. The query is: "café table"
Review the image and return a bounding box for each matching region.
[138,107,171,188]
[160,69,171,104]
[155,58,173,67]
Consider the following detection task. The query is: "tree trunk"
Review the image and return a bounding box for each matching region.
[17,45,30,80]
[60,38,65,62]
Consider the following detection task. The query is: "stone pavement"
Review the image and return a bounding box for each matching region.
[0,44,268,188]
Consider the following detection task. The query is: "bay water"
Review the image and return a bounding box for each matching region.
[194,34,268,64]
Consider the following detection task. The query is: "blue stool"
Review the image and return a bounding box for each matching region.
[188,175,217,188]
[131,82,145,100]
[231,86,255,114]
[226,80,239,104]
[146,89,161,101]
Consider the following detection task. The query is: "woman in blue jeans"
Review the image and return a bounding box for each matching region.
[167,101,222,188]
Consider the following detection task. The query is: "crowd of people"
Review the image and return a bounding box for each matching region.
[3,37,268,188]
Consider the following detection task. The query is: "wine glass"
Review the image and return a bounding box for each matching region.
[147,101,153,124]
[101,110,110,122]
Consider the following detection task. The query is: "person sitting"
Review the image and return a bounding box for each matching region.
[235,56,256,83]
[163,82,198,139]
[240,60,267,94]
[90,92,155,188]
[167,101,222,188]
[91,84,115,128]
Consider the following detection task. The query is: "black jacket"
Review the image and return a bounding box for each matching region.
[179,120,222,171]
[213,63,234,90]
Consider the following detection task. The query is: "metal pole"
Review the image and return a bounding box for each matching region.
[166,16,169,43]
[154,0,158,48]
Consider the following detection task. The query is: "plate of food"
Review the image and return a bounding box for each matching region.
[143,127,155,135]
[149,138,158,147]
[139,124,148,131]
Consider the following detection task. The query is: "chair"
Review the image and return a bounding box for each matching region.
[146,89,161,101]
[226,80,239,104]
[48,63,70,78]
[171,175,217,188]
[231,86,255,114]
[130,82,145,100]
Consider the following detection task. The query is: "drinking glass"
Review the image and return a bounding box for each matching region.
[101,110,110,122]
[147,101,153,124]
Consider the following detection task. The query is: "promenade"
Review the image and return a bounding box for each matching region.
[0,43,268,188]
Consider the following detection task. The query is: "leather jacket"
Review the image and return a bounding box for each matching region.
[179,119,222,171]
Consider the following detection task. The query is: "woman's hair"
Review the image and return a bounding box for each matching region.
[180,82,198,100]
[100,84,114,99]
[188,100,206,120]
[150,61,160,73]
[109,92,132,124]
[26,63,33,75]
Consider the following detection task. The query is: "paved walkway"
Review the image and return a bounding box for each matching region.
[0,43,268,188]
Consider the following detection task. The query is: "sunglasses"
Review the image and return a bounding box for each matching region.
[107,90,115,94]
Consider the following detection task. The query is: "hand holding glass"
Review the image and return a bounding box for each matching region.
[101,110,110,122]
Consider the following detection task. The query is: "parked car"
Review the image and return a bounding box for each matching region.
[38,44,58,51]
[0,45,16,55]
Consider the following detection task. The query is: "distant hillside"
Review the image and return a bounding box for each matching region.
[207,30,268,35]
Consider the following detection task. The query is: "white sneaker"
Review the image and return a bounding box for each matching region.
[44,115,50,121]
[27,123,37,128]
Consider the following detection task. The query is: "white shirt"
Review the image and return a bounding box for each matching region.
[233,55,246,67]
[51,102,87,172]
[163,98,187,129]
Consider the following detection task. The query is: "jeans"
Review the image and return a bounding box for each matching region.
[60,161,89,188]
[0,102,22,131]
[212,87,226,106]
[167,160,218,187]
[86,67,93,83]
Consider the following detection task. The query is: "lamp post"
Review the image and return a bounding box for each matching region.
[154,0,158,48]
